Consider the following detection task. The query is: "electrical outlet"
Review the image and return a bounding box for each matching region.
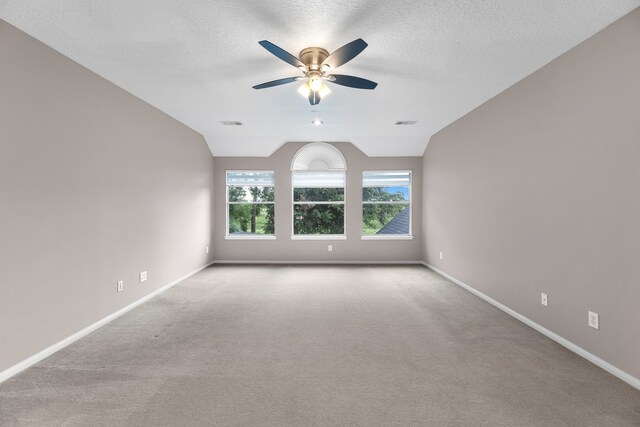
[439,251,443,260]
[117,280,124,292]
[328,245,333,252]
[541,292,548,306]
[140,271,148,283]
[205,246,209,254]
[588,311,599,330]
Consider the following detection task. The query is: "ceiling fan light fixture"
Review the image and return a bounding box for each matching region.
[297,83,311,98]
[318,83,331,99]
[309,75,323,92]
[254,39,377,105]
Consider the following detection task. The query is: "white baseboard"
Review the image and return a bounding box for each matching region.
[0,260,215,384]
[422,262,640,391]
[212,260,424,265]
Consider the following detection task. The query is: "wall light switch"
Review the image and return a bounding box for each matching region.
[588,311,599,330]
[541,292,548,306]
[439,251,443,260]
[206,246,209,254]
[140,271,148,283]
[328,245,333,252]
[117,280,124,292]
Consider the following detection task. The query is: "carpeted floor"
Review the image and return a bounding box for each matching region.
[1,265,639,426]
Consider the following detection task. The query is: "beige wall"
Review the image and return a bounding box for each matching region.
[214,142,422,262]
[0,20,214,373]
[422,8,640,379]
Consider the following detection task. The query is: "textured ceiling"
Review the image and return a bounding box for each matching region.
[1,1,638,157]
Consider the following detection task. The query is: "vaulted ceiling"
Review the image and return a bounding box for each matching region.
[1,1,638,157]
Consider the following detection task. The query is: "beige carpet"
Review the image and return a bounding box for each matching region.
[1,265,639,426]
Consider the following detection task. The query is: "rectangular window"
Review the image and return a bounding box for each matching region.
[292,171,345,238]
[362,171,412,238]
[226,171,275,238]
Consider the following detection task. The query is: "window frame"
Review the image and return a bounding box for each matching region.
[225,170,276,240]
[290,170,347,240]
[361,170,413,240]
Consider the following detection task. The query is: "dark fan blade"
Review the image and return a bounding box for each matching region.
[253,77,299,90]
[322,38,368,68]
[330,74,378,90]
[308,91,320,105]
[258,40,305,69]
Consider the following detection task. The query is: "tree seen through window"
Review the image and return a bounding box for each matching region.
[226,171,275,236]
[362,171,411,236]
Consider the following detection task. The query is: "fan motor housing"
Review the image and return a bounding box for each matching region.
[299,47,329,71]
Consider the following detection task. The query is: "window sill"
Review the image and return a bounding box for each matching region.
[291,235,348,241]
[361,235,413,240]
[225,235,276,240]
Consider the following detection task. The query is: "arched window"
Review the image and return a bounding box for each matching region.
[291,143,347,239]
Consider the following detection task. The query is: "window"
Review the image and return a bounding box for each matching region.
[226,171,275,239]
[290,142,347,240]
[362,171,412,238]
[292,171,345,237]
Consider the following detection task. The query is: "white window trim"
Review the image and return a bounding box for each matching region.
[291,235,348,241]
[361,170,413,239]
[361,235,413,241]
[225,170,276,239]
[225,235,277,240]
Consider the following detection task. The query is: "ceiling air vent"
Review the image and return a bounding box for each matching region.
[221,121,243,126]
[395,121,417,125]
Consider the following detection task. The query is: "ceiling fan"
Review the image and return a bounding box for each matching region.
[252,38,378,105]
